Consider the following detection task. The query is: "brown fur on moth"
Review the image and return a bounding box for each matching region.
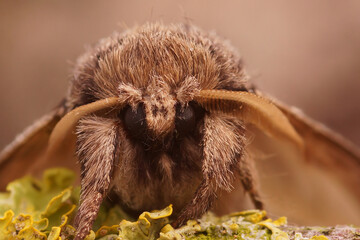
[69,23,260,239]
[0,23,359,240]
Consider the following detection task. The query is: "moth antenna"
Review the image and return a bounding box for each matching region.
[74,116,120,240]
[194,90,304,149]
[46,97,123,160]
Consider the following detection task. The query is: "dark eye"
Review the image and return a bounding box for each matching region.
[175,103,197,137]
[123,104,146,138]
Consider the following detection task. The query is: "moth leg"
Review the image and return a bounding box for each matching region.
[172,179,216,227]
[73,116,120,240]
[238,155,264,209]
[173,115,246,227]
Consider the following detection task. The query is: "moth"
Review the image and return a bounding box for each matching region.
[0,23,359,240]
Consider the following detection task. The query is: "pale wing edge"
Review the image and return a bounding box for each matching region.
[0,100,66,171]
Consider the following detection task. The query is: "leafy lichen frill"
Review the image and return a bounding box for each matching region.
[0,168,355,239]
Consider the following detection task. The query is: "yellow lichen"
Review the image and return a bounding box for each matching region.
[0,168,347,239]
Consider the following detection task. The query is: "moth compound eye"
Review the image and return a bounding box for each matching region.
[123,104,147,138]
[175,104,196,136]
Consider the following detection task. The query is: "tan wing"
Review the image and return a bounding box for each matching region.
[0,100,79,190]
[256,91,360,196]
[253,93,360,225]
[196,89,360,225]
[275,98,359,188]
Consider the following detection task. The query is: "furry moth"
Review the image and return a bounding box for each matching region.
[1,23,359,240]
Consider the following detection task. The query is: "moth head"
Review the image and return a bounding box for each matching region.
[117,75,203,151]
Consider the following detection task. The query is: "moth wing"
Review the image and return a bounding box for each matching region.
[250,92,360,225]
[270,94,360,194]
[197,90,360,225]
[0,100,79,190]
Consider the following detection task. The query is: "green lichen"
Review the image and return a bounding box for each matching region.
[0,168,340,239]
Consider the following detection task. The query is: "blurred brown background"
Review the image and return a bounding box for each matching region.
[0,0,360,150]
